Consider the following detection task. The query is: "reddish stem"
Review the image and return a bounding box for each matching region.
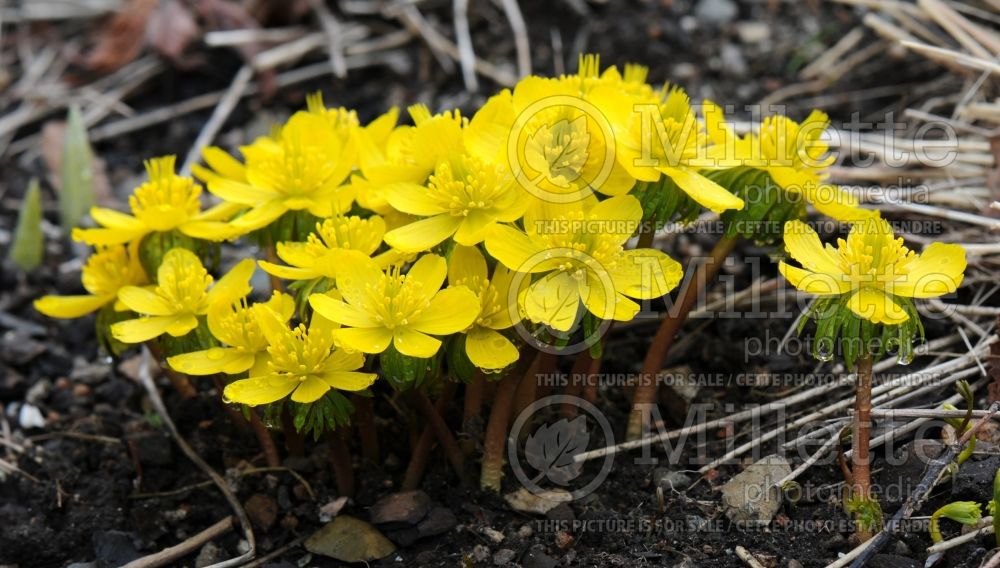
[402,381,458,490]
[327,428,354,497]
[353,395,379,462]
[248,410,281,468]
[627,236,737,440]
[480,350,537,491]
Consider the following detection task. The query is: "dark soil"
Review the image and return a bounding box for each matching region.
[0,1,993,567]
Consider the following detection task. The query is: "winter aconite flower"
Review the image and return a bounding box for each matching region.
[34,244,147,318]
[73,157,238,246]
[447,245,524,370]
[779,218,966,324]
[309,252,479,358]
[111,248,256,343]
[206,111,355,233]
[259,215,400,282]
[590,85,744,213]
[382,153,526,252]
[222,305,377,406]
[703,104,873,221]
[167,291,295,376]
[485,195,683,330]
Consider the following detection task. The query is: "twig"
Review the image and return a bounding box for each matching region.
[860,408,1000,419]
[180,65,253,177]
[136,347,255,568]
[845,401,1000,568]
[308,0,348,78]
[772,426,846,489]
[735,546,768,568]
[452,0,478,91]
[120,516,234,568]
[900,40,1000,77]
[496,0,531,78]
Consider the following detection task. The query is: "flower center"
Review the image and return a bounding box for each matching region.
[427,157,509,217]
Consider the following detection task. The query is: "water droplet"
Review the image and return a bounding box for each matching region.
[815,338,834,362]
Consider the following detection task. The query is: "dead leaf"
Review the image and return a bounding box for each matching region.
[145,0,201,65]
[82,0,159,74]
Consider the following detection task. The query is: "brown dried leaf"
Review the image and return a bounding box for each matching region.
[82,0,159,74]
[146,0,201,64]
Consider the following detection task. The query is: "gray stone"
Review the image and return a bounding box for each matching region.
[694,0,737,25]
[523,544,557,568]
[504,487,572,515]
[304,515,396,563]
[472,544,491,563]
[417,507,457,537]
[194,541,223,568]
[369,490,431,526]
[493,548,517,566]
[720,455,791,525]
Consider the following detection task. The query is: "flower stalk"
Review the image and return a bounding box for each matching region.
[851,355,875,541]
[481,349,537,491]
[627,235,737,440]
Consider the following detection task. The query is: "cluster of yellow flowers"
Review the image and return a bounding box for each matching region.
[34,55,966,423]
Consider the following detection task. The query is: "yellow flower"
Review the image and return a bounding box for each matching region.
[779,218,967,324]
[111,248,256,343]
[382,153,526,252]
[309,252,480,358]
[306,92,400,169]
[447,245,524,370]
[167,291,295,376]
[205,111,355,233]
[590,85,744,214]
[464,76,636,205]
[222,305,377,406]
[34,244,147,318]
[73,157,238,246]
[484,195,683,331]
[259,215,401,282]
[703,103,873,221]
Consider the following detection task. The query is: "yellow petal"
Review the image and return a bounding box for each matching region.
[484,224,546,273]
[392,327,442,358]
[206,259,255,306]
[893,243,967,298]
[111,315,179,343]
[448,245,488,286]
[579,272,639,322]
[465,90,514,163]
[333,250,384,307]
[208,179,279,206]
[180,220,236,241]
[384,214,462,253]
[586,195,643,244]
[334,326,394,354]
[291,376,330,403]
[847,288,908,324]
[90,207,144,230]
[72,227,145,246]
[230,200,288,232]
[805,184,875,222]
[409,286,480,335]
[320,371,378,392]
[778,262,849,295]
[523,271,580,332]
[199,146,247,182]
[465,326,518,370]
[310,294,378,327]
[168,347,255,376]
[224,375,297,406]
[404,254,448,302]
[384,183,448,216]
[117,286,174,316]
[659,166,744,213]
[454,210,497,246]
[258,260,318,281]
[782,220,845,277]
[34,294,112,318]
[608,249,683,300]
